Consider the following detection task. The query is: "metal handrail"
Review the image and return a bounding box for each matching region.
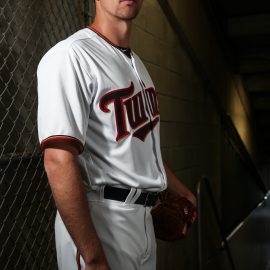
[197,177,236,270]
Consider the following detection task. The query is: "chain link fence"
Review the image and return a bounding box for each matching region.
[0,0,93,268]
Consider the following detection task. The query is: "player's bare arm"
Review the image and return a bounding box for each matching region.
[164,162,197,207]
[44,145,110,270]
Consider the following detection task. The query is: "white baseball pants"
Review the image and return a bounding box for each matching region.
[55,188,157,270]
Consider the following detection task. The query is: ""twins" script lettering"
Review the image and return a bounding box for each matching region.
[99,82,160,141]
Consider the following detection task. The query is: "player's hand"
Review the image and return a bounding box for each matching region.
[85,255,110,270]
[85,261,110,270]
[84,245,110,270]
[186,193,197,208]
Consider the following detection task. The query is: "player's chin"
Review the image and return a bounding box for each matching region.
[118,9,140,20]
[119,14,139,21]
[126,14,138,20]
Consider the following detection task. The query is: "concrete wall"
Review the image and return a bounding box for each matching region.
[131,1,223,269]
[131,0,262,269]
[167,0,259,164]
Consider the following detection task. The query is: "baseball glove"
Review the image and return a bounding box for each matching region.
[151,190,197,241]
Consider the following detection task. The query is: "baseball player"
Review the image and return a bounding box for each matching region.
[37,0,196,269]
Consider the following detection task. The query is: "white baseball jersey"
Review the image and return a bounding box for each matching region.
[37,27,167,192]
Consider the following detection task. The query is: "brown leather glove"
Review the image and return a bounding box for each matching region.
[151,190,197,241]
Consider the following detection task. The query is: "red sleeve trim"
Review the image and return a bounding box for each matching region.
[40,135,84,154]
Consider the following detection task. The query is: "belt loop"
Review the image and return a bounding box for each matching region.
[124,188,136,204]
[100,185,105,201]
[144,192,150,207]
[130,188,142,204]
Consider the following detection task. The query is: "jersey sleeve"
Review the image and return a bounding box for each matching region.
[37,42,93,153]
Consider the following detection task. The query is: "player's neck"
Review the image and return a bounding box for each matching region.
[91,19,132,48]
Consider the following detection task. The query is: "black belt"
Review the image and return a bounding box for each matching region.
[104,186,158,207]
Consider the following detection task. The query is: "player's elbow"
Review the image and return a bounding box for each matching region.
[44,147,77,180]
